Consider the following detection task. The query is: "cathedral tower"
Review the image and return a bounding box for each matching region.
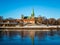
[31,9,35,18]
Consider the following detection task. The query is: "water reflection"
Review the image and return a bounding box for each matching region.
[20,31,29,38]
[9,31,18,40]
[57,30,60,35]
[0,31,3,40]
[0,30,60,45]
[35,31,46,41]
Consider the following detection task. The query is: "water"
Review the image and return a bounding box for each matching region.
[0,30,60,45]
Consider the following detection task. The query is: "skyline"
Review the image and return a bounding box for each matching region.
[0,0,60,19]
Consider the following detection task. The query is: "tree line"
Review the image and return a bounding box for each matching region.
[0,16,60,25]
[35,16,60,25]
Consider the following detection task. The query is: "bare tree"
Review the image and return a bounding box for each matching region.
[0,16,3,20]
[5,17,14,20]
[42,19,48,25]
[57,18,60,25]
[48,18,56,25]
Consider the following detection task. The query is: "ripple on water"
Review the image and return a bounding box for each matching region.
[0,31,60,45]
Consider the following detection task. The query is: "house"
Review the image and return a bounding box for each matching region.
[23,18,35,24]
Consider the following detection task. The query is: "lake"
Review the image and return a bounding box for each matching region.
[0,30,60,45]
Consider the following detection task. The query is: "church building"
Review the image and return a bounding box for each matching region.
[22,9,35,24]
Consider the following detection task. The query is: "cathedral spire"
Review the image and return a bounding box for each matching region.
[31,9,35,17]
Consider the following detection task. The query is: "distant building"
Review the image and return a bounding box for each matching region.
[22,9,35,24]
[0,9,35,27]
[23,18,35,24]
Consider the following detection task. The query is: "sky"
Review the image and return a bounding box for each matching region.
[0,0,60,19]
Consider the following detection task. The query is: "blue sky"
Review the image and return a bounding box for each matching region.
[0,0,60,19]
